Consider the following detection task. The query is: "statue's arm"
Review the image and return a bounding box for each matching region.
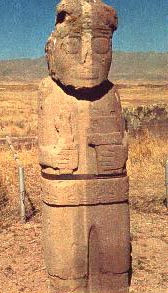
[87,87,127,175]
[39,144,78,173]
[38,79,78,173]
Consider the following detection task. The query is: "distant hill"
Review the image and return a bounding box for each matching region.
[110,52,168,81]
[0,52,167,82]
[0,57,48,81]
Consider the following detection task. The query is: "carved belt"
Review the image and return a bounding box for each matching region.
[41,170,127,181]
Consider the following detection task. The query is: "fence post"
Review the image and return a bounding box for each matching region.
[5,135,26,223]
[19,166,26,223]
[165,160,168,208]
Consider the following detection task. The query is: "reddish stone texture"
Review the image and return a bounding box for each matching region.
[39,1,130,292]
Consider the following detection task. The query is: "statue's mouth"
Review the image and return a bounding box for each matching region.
[71,70,99,80]
[79,75,99,80]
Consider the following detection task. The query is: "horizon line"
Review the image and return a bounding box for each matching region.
[0,50,167,62]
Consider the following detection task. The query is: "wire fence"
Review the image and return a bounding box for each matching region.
[0,123,40,227]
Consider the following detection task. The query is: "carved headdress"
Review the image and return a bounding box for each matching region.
[55,0,118,35]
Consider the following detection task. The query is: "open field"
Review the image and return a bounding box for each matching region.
[116,81,168,108]
[0,79,168,292]
[0,80,167,137]
[0,81,39,137]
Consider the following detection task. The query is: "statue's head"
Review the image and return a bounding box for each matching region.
[46,0,118,88]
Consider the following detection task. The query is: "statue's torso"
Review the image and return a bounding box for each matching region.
[39,77,127,176]
[38,77,128,206]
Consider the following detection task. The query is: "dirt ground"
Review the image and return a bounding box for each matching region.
[0,209,167,293]
[1,210,167,293]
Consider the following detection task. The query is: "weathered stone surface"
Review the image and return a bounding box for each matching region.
[41,176,129,205]
[43,202,130,292]
[38,77,79,174]
[45,0,117,88]
[39,77,127,176]
[39,1,130,292]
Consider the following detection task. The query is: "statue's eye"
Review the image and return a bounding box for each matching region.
[56,11,67,24]
[63,37,80,54]
[93,38,110,54]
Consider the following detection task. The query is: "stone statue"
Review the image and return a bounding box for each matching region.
[38,0,130,292]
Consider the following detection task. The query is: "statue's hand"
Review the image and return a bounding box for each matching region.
[54,144,78,174]
[95,144,127,175]
[39,141,78,174]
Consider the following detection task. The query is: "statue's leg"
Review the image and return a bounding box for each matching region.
[88,203,130,293]
[99,272,129,293]
[42,202,90,293]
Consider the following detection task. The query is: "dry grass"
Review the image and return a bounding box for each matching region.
[0,82,38,137]
[0,81,168,137]
[128,131,167,213]
[128,133,168,293]
[128,131,167,182]
[0,146,41,228]
[116,81,168,108]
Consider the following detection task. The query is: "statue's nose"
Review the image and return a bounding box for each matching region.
[80,34,93,64]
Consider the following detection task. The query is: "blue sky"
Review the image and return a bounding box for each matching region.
[0,0,167,60]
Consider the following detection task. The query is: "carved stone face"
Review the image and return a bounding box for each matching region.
[46,0,118,88]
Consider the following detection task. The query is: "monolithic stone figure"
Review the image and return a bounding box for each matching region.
[38,0,130,292]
